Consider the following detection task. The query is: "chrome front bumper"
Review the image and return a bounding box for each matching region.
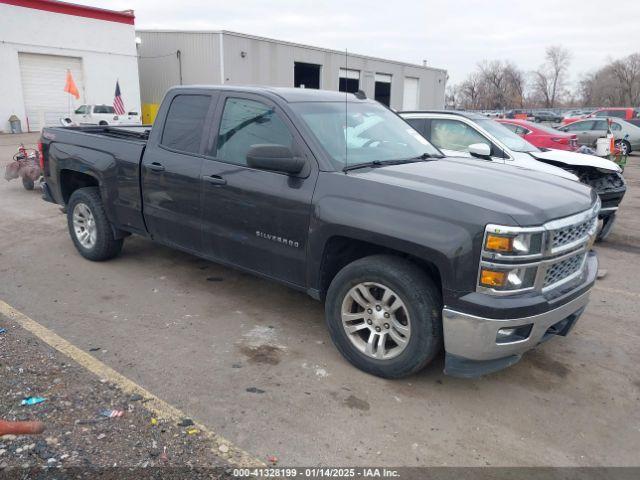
[442,289,590,362]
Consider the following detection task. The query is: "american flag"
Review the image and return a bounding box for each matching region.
[113,80,125,115]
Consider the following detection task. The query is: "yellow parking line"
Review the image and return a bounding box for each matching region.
[0,300,263,467]
[593,286,640,299]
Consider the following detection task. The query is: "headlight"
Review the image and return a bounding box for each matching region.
[479,266,537,290]
[484,230,543,256]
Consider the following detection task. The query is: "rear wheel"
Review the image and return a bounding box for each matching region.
[67,187,123,261]
[325,255,442,378]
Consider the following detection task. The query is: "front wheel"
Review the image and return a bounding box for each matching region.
[325,255,442,379]
[67,187,123,261]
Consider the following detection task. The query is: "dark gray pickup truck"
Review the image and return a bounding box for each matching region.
[40,86,599,378]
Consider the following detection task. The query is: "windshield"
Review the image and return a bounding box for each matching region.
[477,119,539,153]
[290,102,440,169]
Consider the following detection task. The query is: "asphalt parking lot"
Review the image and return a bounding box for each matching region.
[1,132,639,467]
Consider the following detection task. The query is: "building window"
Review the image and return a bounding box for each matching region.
[374,73,392,107]
[339,68,360,93]
[294,62,321,89]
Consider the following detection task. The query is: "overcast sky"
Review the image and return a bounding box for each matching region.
[85,0,640,86]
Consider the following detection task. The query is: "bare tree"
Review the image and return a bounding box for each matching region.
[458,72,483,109]
[479,60,508,109]
[610,53,640,105]
[533,45,571,107]
[503,62,526,108]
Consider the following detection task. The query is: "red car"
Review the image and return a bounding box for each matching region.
[497,119,578,151]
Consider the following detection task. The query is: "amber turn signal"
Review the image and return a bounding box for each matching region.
[480,269,507,288]
[485,234,513,252]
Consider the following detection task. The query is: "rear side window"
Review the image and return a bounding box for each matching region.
[161,95,210,154]
[593,120,608,131]
[94,105,115,114]
[566,120,595,131]
[215,98,293,166]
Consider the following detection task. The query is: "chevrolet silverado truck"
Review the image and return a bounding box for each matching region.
[40,86,600,379]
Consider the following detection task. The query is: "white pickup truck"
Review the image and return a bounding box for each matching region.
[68,105,141,126]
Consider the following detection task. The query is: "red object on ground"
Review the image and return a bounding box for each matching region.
[497,119,578,151]
[0,420,46,436]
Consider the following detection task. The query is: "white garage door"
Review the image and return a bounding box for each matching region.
[402,77,419,110]
[19,53,84,132]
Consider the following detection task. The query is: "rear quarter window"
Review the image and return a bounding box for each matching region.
[161,94,211,154]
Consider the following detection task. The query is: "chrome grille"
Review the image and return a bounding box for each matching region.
[544,253,585,288]
[551,217,596,250]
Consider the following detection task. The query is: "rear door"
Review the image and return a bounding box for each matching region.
[591,120,610,144]
[200,93,318,286]
[565,120,596,146]
[141,92,218,252]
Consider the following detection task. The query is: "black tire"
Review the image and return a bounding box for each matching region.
[325,255,443,379]
[98,121,108,126]
[67,187,123,261]
[22,177,35,190]
[615,140,631,156]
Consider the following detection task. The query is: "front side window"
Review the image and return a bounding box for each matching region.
[430,119,487,152]
[610,122,622,131]
[290,102,439,169]
[161,94,210,154]
[74,105,88,115]
[215,98,293,166]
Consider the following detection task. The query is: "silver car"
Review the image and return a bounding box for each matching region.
[558,118,640,155]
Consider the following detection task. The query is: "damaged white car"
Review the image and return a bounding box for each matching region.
[400,110,626,241]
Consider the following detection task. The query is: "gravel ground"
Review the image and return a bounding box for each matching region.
[0,318,232,478]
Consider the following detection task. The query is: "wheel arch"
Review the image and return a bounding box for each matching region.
[315,234,446,302]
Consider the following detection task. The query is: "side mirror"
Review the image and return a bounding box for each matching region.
[468,143,492,159]
[246,144,305,174]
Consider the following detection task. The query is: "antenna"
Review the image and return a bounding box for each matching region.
[344,48,348,171]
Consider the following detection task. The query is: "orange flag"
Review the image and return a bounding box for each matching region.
[64,69,80,99]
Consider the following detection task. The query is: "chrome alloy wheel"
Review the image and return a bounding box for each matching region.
[72,203,97,249]
[341,282,411,360]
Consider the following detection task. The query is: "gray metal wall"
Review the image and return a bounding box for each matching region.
[137,31,447,110]
[221,32,447,110]
[137,31,222,104]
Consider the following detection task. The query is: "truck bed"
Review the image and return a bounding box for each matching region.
[41,125,151,236]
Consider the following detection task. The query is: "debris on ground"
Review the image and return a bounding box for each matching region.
[99,409,124,418]
[597,269,608,279]
[0,317,234,474]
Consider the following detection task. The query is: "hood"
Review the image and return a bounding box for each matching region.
[530,149,621,173]
[354,158,596,226]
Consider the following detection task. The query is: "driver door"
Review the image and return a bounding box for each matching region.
[200,94,318,286]
[427,119,505,163]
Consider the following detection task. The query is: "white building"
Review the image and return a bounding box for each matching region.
[0,0,141,132]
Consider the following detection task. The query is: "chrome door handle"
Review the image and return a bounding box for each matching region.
[202,174,226,186]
